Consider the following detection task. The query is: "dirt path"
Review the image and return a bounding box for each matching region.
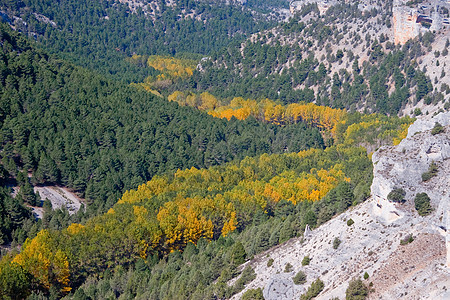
[34,186,83,215]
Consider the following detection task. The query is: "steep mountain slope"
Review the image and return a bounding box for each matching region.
[188,0,449,116]
[0,22,325,247]
[0,0,276,81]
[233,112,450,299]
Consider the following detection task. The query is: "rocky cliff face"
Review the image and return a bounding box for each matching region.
[393,6,421,45]
[232,112,450,299]
[371,112,450,225]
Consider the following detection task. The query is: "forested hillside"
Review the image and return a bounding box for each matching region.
[0,0,276,82]
[1,143,373,299]
[0,26,414,298]
[0,24,324,243]
[172,2,448,115]
[0,0,443,299]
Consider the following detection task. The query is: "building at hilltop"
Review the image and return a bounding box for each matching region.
[393,0,450,44]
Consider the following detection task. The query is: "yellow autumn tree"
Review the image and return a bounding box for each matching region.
[199,92,219,110]
[119,176,170,204]
[168,91,187,106]
[131,205,162,258]
[147,56,196,79]
[221,210,237,236]
[157,198,214,252]
[13,230,71,293]
[66,223,85,235]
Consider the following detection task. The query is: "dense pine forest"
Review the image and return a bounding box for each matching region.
[0,0,277,82]
[0,24,324,241]
[0,0,444,299]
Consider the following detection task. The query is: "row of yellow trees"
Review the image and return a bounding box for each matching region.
[168,91,413,146]
[168,92,346,133]
[128,54,196,79]
[128,55,197,96]
[126,55,413,147]
[126,55,412,148]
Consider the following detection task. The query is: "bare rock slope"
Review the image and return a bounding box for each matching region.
[232,112,450,300]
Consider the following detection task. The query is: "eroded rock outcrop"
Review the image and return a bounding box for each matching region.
[372,112,450,269]
[371,113,450,225]
[393,5,421,45]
